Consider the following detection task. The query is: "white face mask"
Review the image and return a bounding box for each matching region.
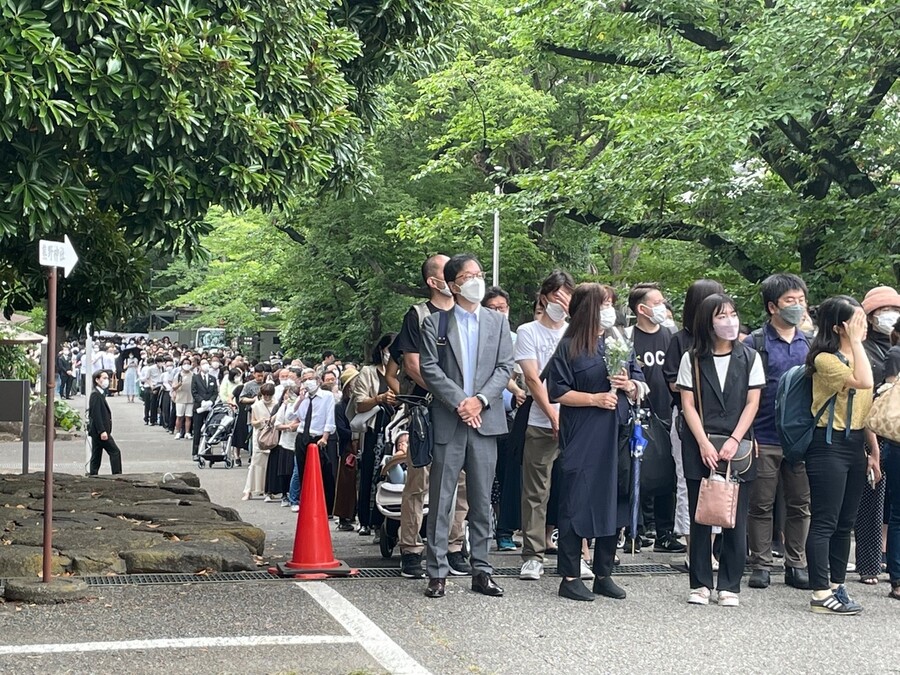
[434,278,453,298]
[303,379,319,394]
[713,317,740,341]
[661,318,677,330]
[458,277,486,304]
[874,311,899,335]
[642,303,669,326]
[210,362,220,371]
[544,301,567,323]
[200,363,210,374]
[599,307,617,330]
[98,379,109,390]
[181,364,191,372]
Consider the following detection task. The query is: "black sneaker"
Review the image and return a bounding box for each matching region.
[447,551,472,576]
[653,535,687,553]
[400,553,425,579]
[623,535,642,553]
[810,585,863,615]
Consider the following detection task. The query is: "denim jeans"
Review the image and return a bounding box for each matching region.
[883,441,900,584]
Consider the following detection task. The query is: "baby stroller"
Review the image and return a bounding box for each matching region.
[375,406,427,559]
[196,402,235,469]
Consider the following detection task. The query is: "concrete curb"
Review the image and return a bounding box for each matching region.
[4,577,90,604]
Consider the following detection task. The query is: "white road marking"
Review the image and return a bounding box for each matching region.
[299,581,432,675]
[0,635,356,656]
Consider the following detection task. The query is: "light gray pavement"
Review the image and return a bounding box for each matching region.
[0,394,895,674]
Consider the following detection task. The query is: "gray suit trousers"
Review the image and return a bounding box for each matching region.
[426,424,497,578]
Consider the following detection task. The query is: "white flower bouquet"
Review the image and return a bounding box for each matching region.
[604,334,632,393]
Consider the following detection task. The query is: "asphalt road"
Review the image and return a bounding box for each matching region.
[0,394,894,674]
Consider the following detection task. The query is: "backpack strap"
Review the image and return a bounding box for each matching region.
[412,302,430,328]
[752,327,768,374]
[825,351,856,444]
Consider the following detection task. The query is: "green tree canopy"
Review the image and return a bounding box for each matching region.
[0,0,465,329]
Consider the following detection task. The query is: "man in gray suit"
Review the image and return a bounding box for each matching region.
[419,254,515,598]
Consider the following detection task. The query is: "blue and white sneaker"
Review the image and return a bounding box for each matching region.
[810,585,863,615]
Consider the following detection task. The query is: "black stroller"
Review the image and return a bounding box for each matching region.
[196,402,235,469]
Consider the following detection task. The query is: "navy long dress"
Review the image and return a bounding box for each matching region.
[547,335,644,540]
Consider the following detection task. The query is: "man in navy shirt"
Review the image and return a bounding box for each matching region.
[745,274,811,590]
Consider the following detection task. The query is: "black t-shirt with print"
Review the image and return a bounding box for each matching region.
[633,325,673,418]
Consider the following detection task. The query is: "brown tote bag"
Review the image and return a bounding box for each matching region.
[692,356,740,528]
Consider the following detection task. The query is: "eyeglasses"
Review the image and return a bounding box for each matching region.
[486,303,508,312]
[455,272,484,283]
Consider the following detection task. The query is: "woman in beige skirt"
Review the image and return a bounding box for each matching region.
[242,382,279,499]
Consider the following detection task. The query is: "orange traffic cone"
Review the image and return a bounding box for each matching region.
[272,443,355,578]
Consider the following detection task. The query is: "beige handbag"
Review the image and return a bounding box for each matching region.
[695,462,740,529]
[866,382,900,444]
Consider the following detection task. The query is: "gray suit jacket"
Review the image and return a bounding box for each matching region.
[419,307,515,444]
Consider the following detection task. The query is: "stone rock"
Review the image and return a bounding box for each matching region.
[0,545,70,578]
[134,521,266,556]
[4,577,89,605]
[120,540,257,573]
[66,550,127,575]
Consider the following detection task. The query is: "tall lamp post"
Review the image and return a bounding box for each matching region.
[491,167,503,287]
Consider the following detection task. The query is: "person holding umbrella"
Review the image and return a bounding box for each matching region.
[546,283,644,602]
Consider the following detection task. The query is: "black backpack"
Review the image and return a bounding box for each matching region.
[407,311,449,467]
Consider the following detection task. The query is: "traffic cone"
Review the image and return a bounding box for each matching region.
[272,443,355,578]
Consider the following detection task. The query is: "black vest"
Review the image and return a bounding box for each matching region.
[682,341,757,481]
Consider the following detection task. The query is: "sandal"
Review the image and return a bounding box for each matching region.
[859,575,879,585]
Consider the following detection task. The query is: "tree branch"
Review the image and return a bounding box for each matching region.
[541,42,679,74]
[274,224,306,245]
[620,2,730,52]
[566,210,768,282]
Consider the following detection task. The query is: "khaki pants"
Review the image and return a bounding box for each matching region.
[748,443,811,570]
[521,425,559,562]
[399,465,467,555]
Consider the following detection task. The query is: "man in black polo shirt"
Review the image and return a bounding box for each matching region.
[386,254,469,579]
[628,283,685,553]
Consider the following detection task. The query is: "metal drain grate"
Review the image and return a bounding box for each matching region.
[0,563,681,590]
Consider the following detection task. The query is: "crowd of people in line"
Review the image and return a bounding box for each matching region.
[80,257,900,614]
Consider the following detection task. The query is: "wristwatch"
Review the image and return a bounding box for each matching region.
[475,394,489,409]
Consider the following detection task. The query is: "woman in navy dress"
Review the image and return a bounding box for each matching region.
[547,283,644,602]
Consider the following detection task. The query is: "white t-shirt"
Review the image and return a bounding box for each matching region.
[676,351,765,391]
[515,320,567,428]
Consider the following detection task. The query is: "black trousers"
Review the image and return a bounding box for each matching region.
[294,435,336,516]
[90,434,122,475]
[159,390,173,430]
[805,428,867,590]
[192,410,209,455]
[148,387,161,425]
[559,531,617,579]
[495,435,522,538]
[357,430,383,528]
[687,477,751,593]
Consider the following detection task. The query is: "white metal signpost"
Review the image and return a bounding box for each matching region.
[37,236,79,583]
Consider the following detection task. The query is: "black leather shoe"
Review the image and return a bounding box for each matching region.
[425,577,446,598]
[592,576,626,599]
[471,572,504,597]
[749,569,770,589]
[559,578,594,602]
[785,566,810,589]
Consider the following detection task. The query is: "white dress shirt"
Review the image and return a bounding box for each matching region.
[290,388,336,437]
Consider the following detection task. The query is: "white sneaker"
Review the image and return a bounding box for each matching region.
[280,499,290,507]
[519,559,544,580]
[688,587,710,605]
[263,495,274,503]
[717,590,739,607]
[290,504,300,513]
[580,558,595,580]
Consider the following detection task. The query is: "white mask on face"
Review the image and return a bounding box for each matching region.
[181,364,191,372]
[435,278,453,298]
[713,317,740,341]
[874,311,900,335]
[661,318,677,330]
[643,303,669,326]
[544,301,567,323]
[200,363,210,374]
[98,378,110,390]
[303,379,319,394]
[457,277,485,304]
[599,307,617,330]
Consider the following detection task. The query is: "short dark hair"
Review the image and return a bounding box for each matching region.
[537,270,575,307]
[627,282,662,313]
[482,286,510,306]
[253,364,266,373]
[761,273,808,315]
[443,253,480,286]
[260,382,276,397]
[322,350,335,359]
[370,333,396,365]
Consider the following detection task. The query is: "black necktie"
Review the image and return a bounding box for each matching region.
[303,396,314,442]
